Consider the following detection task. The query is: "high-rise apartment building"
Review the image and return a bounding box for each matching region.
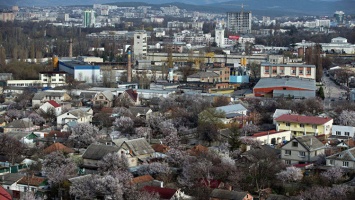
[334,11,345,24]
[133,30,147,59]
[227,11,252,34]
[82,10,95,27]
[215,23,225,48]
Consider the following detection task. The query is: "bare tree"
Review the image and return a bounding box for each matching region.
[0,134,24,165]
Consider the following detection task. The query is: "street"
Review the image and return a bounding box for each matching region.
[322,73,348,109]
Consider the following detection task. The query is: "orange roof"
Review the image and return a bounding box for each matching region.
[152,144,170,153]
[189,144,208,156]
[43,142,74,154]
[131,175,154,184]
[275,114,332,125]
[0,185,11,200]
[17,176,45,186]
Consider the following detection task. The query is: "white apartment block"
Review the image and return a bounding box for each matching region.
[134,30,148,60]
[260,62,316,79]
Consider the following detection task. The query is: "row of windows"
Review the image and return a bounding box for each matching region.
[329,160,349,167]
[284,123,317,129]
[284,150,306,157]
[335,131,350,136]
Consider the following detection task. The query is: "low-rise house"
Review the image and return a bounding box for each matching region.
[38,100,62,116]
[56,108,93,127]
[332,125,355,138]
[272,109,292,124]
[117,89,140,106]
[0,173,25,198]
[131,174,155,189]
[0,185,12,200]
[275,114,333,136]
[82,144,120,169]
[187,71,220,83]
[215,104,247,124]
[118,138,155,167]
[251,130,291,145]
[281,135,325,165]
[129,106,153,119]
[210,189,253,200]
[142,186,178,200]
[92,90,114,107]
[326,147,355,169]
[16,176,47,193]
[32,91,71,107]
[3,119,39,133]
[43,142,75,154]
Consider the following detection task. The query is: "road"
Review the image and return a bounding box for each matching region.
[322,73,348,109]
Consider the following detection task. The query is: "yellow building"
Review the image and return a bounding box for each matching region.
[275,114,333,137]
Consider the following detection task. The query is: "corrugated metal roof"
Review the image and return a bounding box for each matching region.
[254,77,316,91]
[216,104,247,114]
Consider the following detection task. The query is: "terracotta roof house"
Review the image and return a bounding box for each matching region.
[43,142,74,154]
[131,174,154,189]
[142,186,177,200]
[188,144,208,156]
[210,189,253,200]
[16,176,47,193]
[275,114,333,136]
[0,173,25,199]
[117,89,140,106]
[152,144,170,153]
[38,100,62,116]
[281,135,325,165]
[0,185,12,200]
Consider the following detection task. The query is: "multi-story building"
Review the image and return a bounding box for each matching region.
[332,125,355,138]
[58,60,100,84]
[39,71,67,88]
[82,10,95,27]
[275,114,333,136]
[133,30,147,60]
[260,62,316,80]
[281,135,325,165]
[0,11,15,22]
[215,23,225,47]
[334,11,345,24]
[227,11,252,34]
[206,67,230,83]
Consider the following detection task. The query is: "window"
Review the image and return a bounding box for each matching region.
[312,125,317,129]
[300,124,305,128]
[59,79,64,81]
[299,70,303,74]
[329,159,334,165]
[336,131,341,136]
[286,123,291,126]
[99,96,104,100]
[52,79,56,81]
[285,150,291,155]
[345,132,350,136]
[43,79,47,81]
[282,136,286,141]
[299,151,306,157]
[292,142,298,147]
[137,36,140,39]
[285,160,291,165]
[343,161,349,167]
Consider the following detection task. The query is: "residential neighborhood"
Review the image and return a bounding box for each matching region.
[0,0,355,200]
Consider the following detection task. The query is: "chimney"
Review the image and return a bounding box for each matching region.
[127,47,132,82]
[69,38,73,58]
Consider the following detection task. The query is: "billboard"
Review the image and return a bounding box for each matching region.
[229,35,240,40]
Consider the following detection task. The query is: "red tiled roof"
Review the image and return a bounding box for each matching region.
[0,185,12,200]
[252,130,279,137]
[131,175,154,184]
[200,179,222,189]
[142,186,176,199]
[152,144,170,153]
[188,144,208,156]
[275,114,332,125]
[125,89,138,102]
[43,142,74,154]
[48,100,61,108]
[17,176,45,186]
